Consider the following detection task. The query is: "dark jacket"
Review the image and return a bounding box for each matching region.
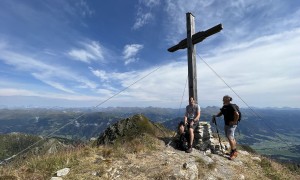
[220,104,237,125]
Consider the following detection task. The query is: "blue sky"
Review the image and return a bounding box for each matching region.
[0,0,299,108]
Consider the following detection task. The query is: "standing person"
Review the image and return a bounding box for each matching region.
[213,95,239,160]
[178,97,201,153]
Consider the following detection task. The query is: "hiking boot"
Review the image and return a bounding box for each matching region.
[185,147,193,153]
[225,152,231,156]
[225,150,233,156]
[229,150,238,160]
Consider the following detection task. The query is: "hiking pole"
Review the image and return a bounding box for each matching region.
[213,116,223,152]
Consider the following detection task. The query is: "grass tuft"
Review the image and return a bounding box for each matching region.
[260,157,284,180]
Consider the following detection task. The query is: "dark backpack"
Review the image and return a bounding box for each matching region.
[177,133,189,151]
[231,104,242,122]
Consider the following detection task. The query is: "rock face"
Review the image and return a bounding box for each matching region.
[97,114,171,145]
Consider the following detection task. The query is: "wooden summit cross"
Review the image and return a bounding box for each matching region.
[168,12,222,103]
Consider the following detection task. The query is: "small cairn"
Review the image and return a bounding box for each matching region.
[194,121,225,153]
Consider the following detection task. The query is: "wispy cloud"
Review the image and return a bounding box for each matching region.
[0,88,99,102]
[2,23,300,108]
[76,0,94,17]
[132,0,160,30]
[195,28,300,107]
[0,43,98,93]
[1,0,300,108]
[31,73,76,94]
[133,12,153,30]
[0,88,36,96]
[89,68,109,81]
[90,67,138,84]
[90,27,300,107]
[89,61,187,105]
[122,44,144,65]
[143,0,160,7]
[164,0,300,46]
[68,40,105,63]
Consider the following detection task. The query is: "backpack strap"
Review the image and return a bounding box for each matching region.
[230,104,238,112]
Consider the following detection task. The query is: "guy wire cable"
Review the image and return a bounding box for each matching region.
[196,53,294,150]
[2,65,162,165]
[166,74,188,147]
[196,53,269,178]
[177,75,188,116]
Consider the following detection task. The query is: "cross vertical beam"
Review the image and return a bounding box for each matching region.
[186,13,198,102]
[167,12,222,104]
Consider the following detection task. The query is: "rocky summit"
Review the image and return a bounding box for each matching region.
[1,114,299,179]
[96,114,173,145]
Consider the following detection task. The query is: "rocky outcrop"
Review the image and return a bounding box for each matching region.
[96,114,171,145]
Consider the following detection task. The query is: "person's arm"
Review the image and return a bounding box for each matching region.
[212,111,222,123]
[214,111,222,117]
[232,111,239,124]
[193,105,200,123]
[184,115,188,125]
[184,108,188,125]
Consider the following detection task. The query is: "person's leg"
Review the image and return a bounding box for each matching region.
[185,127,194,153]
[225,125,238,159]
[177,123,188,150]
[178,124,185,135]
[225,125,236,150]
[229,138,236,150]
[186,122,198,153]
[188,127,194,147]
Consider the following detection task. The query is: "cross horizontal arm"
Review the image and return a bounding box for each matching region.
[168,24,223,52]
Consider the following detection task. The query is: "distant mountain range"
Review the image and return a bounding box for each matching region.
[0,106,300,163]
[1,115,299,179]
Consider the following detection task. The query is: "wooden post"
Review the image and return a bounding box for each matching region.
[186,12,198,102]
[167,13,222,104]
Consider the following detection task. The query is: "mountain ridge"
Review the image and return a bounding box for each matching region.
[1,107,300,164]
[1,114,299,179]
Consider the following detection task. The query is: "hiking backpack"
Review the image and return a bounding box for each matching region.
[231,104,242,123]
[177,133,189,151]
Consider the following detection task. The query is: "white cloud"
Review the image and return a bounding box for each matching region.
[142,0,160,8]
[88,27,300,108]
[133,12,153,30]
[194,28,300,107]
[68,40,104,63]
[5,24,298,108]
[76,0,94,17]
[2,22,300,109]
[0,88,36,96]
[0,44,98,93]
[88,62,187,107]
[31,73,76,94]
[68,49,93,63]
[122,44,144,65]
[164,0,300,46]
[132,0,160,30]
[0,87,100,102]
[89,68,109,81]
[1,1,300,108]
